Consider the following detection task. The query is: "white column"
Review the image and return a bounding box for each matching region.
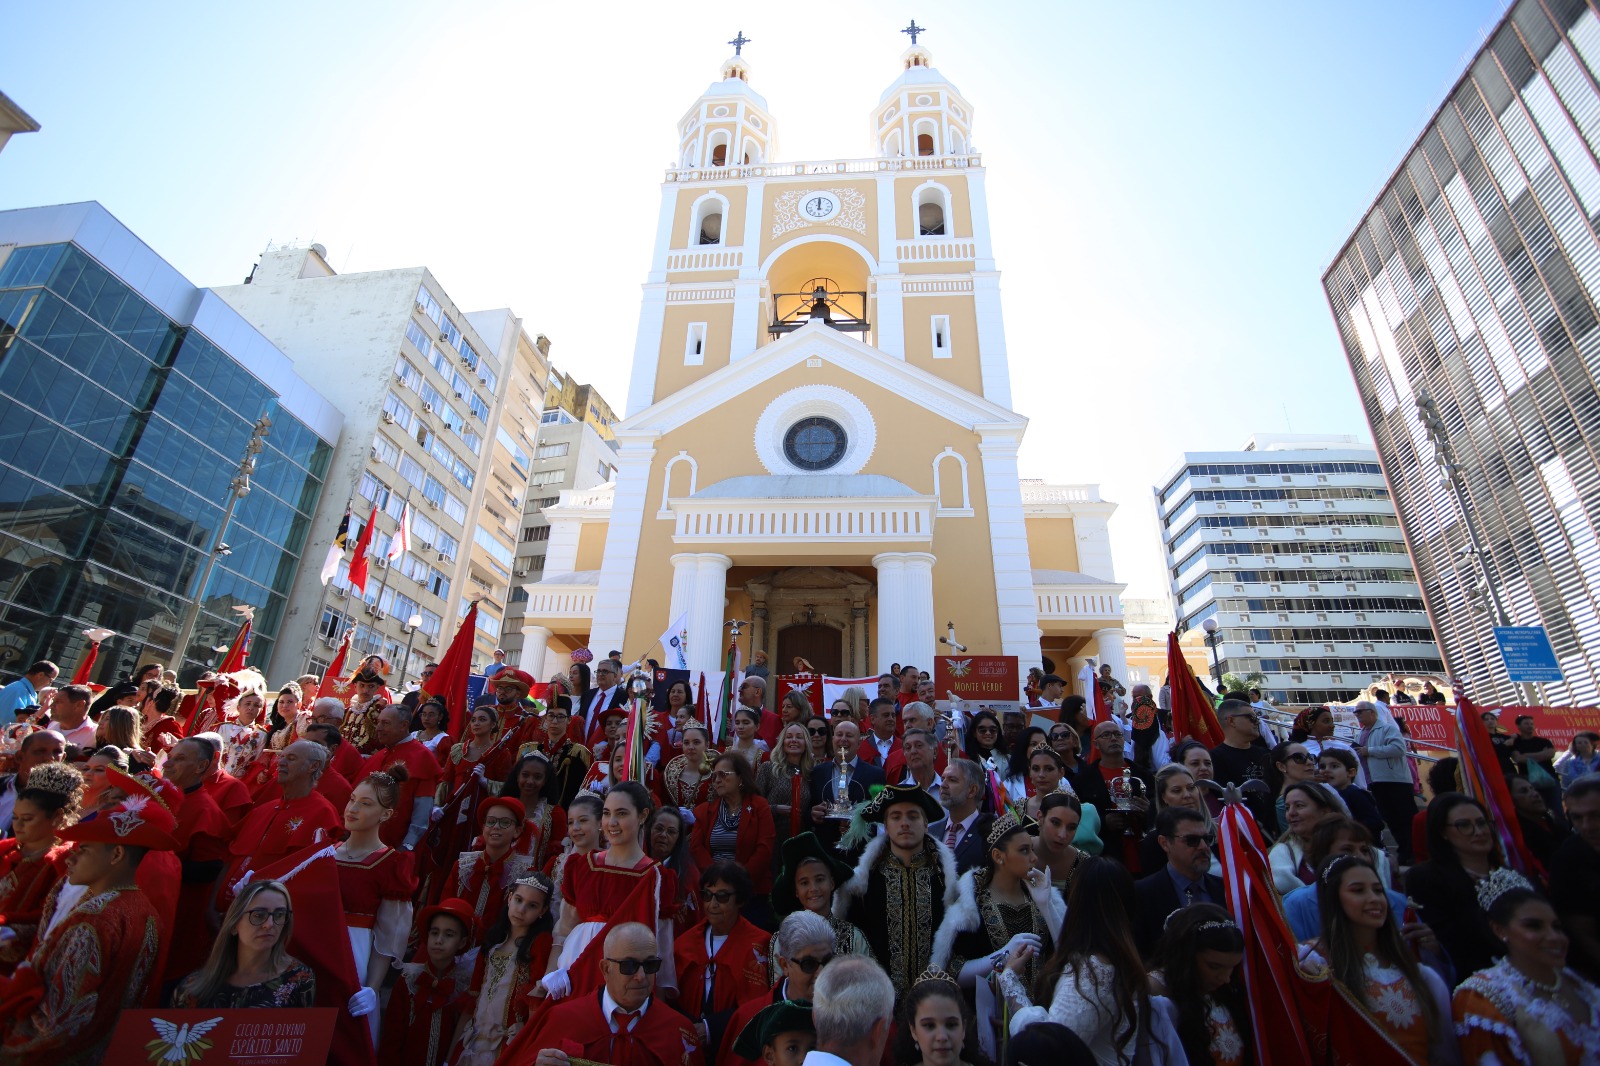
[965,168,996,271]
[874,552,936,673]
[874,273,906,359]
[729,279,764,361]
[668,553,698,629]
[520,624,552,681]
[852,605,869,677]
[1094,628,1129,691]
[625,285,669,417]
[739,180,766,275]
[588,434,657,656]
[971,272,1012,409]
[874,172,899,267]
[683,553,732,677]
[977,431,1043,666]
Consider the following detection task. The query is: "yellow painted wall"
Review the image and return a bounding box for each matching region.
[672,185,747,250]
[756,179,880,266]
[653,302,736,402]
[894,174,972,240]
[575,523,608,572]
[619,359,1003,657]
[902,299,983,393]
[1025,516,1080,572]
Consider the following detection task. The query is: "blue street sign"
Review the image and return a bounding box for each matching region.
[1492,626,1564,683]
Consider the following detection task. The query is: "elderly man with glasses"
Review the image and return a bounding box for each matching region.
[718,909,834,1066]
[519,921,704,1066]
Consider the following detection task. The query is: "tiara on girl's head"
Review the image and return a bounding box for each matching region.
[21,761,82,799]
[1474,866,1534,912]
[986,813,1038,849]
[1196,920,1237,933]
[1319,852,1364,885]
[512,871,554,894]
[912,968,960,990]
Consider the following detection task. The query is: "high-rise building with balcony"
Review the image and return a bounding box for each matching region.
[1323,0,1600,703]
[0,202,342,682]
[1155,435,1444,705]
[214,249,549,687]
[500,369,618,679]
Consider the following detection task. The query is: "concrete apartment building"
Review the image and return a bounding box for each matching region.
[500,370,619,679]
[214,247,550,686]
[1155,434,1444,705]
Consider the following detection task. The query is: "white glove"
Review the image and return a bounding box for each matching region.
[540,967,571,1000]
[990,932,1043,967]
[472,762,488,782]
[429,806,445,823]
[348,986,379,1017]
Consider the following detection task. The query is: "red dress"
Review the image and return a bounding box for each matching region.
[0,841,70,971]
[672,916,771,1019]
[655,756,712,811]
[356,740,443,850]
[437,740,512,810]
[513,801,567,870]
[561,851,679,925]
[447,848,535,929]
[337,847,417,981]
[378,956,471,1066]
[1,885,162,1063]
[142,714,183,755]
[503,988,704,1066]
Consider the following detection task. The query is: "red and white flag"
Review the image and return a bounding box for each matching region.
[386,500,411,561]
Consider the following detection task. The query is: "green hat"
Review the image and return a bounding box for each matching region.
[772,832,855,916]
[731,999,815,1059]
[861,782,942,825]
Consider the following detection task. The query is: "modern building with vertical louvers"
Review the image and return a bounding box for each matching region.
[1323,0,1600,704]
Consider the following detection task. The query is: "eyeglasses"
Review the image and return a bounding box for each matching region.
[483,817,519,829]
[606,956,663,976]
[790,953,835,974]
[545,713,570,722]
[1095,730,1124,740]
[1174,833,1216,849]
[1447,818,1492,835]
[807,727,829,736]
[700,889,738,903]
[245,907,290,927]
[975,725,999,735]
[1284,752,1313,765]
[710,770,736,779]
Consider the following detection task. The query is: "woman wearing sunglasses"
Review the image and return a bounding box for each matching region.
[173,879,315,1007]
[963,710,1005,775]
[1269,741,1320,835]
[690,753,777,928]
[672,862,771,1054]
[720,910,832,1066]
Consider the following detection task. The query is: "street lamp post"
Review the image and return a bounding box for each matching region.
[1201,617,1224,692]
[398,613,424,690]
[168,415,272,678]
[1414,389,1537,705]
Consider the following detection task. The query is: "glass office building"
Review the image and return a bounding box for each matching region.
[0,203,342,685]
[1324,0,1600,705]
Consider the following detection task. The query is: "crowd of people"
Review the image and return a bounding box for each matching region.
[0,650,1596,1065]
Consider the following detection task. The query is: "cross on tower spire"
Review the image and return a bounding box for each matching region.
[728,30,750,56]
[901,19,926,45]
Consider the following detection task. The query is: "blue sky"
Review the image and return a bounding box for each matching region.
[0,0,1509,604]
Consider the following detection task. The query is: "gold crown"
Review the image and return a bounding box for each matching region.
[986,812,1038,850]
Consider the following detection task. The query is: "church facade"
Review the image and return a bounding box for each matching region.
[516,41,1129,687]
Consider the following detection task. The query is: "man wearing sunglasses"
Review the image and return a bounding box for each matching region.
[717,910,835,1065]
[1132,806,1223,960]
[523,921,703,1066]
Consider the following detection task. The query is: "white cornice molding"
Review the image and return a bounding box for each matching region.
[618,319,1026,442]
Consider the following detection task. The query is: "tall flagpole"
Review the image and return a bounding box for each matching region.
[305,487,357,676]
[371,487,409,620]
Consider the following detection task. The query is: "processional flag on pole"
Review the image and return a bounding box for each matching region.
[1454,686,1542,878]
[386,501,411,561]
[319,508,351,586]
[1167,632,1226,746]
[215,612,252,674]
[346,505,378,595]
[420,600,478,736]
[714,637,740,745]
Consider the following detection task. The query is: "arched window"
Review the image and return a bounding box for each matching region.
[883,129,903,157]
[657,451,699,518]
[741,138,763,165]
[690,193,728,247]
[932,448,972,517]
[915,121,938,157]
[914,182,950,237]
[948,129,966,154]
[707,131,730,168]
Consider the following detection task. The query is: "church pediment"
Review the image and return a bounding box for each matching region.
[616,319,1025,446]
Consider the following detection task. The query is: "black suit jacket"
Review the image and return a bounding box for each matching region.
[809,758,886,806]
[1132,865,1224,961]
[930,812,995,875]
[578,685,626,736]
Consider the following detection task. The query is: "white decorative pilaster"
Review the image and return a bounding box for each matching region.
[874,172,899,268]
[874,273,906,359]
[1094,628,1129,691]
[588,434,658,655]
[520,624,553,681]
[874,551,936,673]
[668,553,698,630]
[625,284,669,417]
[971,272,1013,410]
[977,429,1042,667]
[740,181,766,274]
[729,278,764,361]
[965,168,996,271]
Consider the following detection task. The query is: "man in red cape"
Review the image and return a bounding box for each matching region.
[218,739,340,912]
[191,731,254,824]
[155,737,233,984]
[354,704,441,851]
[501,921,702,1066]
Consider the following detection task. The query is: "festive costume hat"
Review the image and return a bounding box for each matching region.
[416,897,478,939]
[731,999,815,1059]
[772,832,855,916]
[861,782,942,824]
[492,668,536,692]
[477,796,525,827]
[60,793,178,850]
